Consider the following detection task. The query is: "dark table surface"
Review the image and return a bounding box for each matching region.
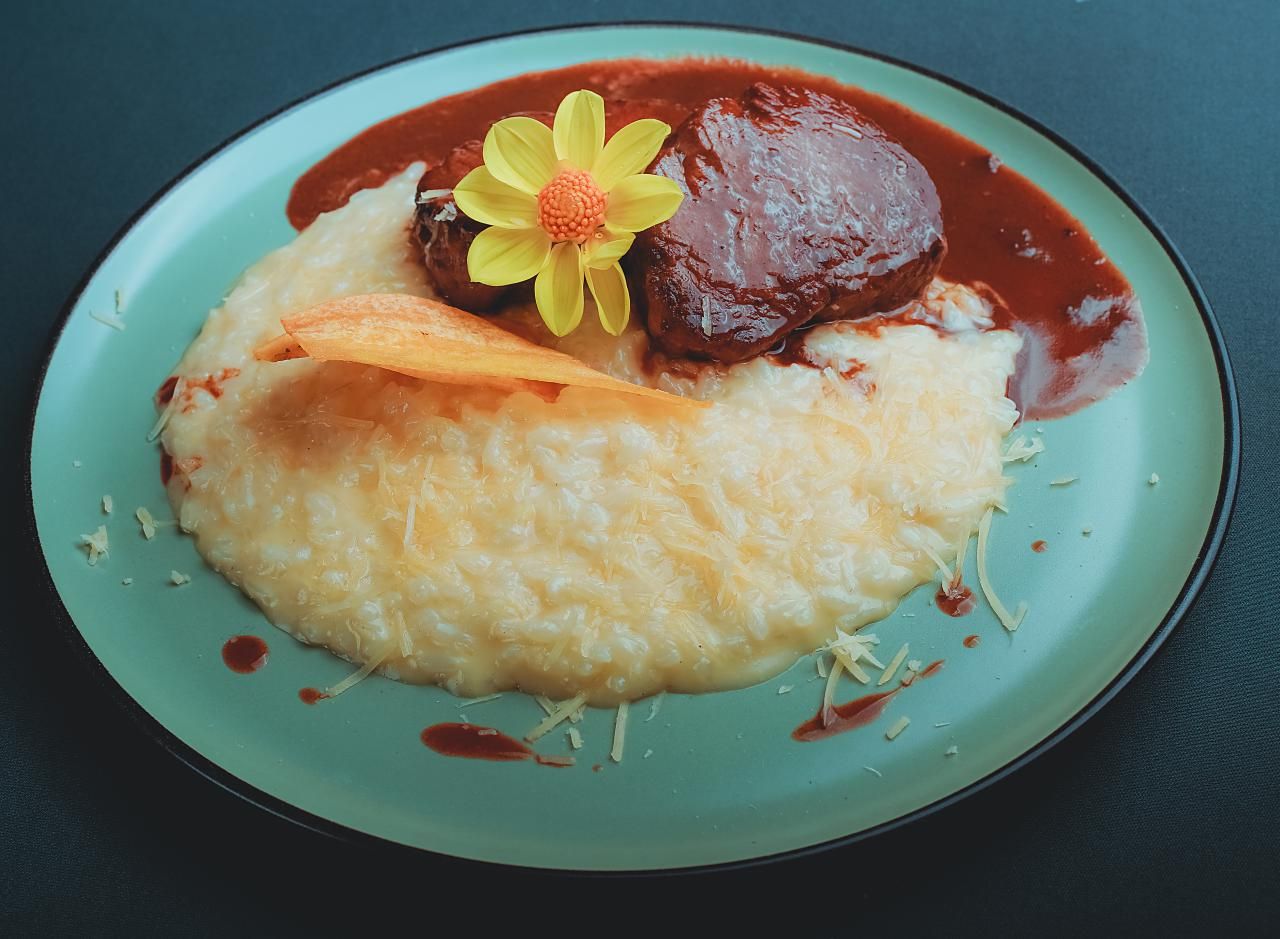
[3,0,1276,933]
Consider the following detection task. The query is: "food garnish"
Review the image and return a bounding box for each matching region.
[452,89,683,336]
[254,293,705,409]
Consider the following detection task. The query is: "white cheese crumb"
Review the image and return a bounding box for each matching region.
[815,655,829,679]
[1082,526,1093,536]
[944,745,959,757]
[90,309,126,331]
[906,658,923,673]
[1148,473,1160,485]
[121,577,133,586]
[458,713,469,723]
[878,643,910,686]
[416,188,452,203]
[102,495,113,514]
[1049,475,1079,486]
[863,765,883,777]
[1002,435,1044,463]
[976,507,1028,632]
[777,684,794,695]
[885,716,911,740]
[934,722,952,728]
[432,201,458,222]
[79,525,109,565]
[611,701,629,763]
[643,748,654,759]
[115,288,126,314]
[567,727,583,750]
[72,460,82,468]
[136,506,157,540]
[169,570,191,586]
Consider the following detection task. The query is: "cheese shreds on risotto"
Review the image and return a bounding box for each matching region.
[157,165,1022,706]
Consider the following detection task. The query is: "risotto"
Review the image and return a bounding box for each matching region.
[159,165,1021,704]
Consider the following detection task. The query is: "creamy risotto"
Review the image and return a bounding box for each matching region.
[160,165,1020,704]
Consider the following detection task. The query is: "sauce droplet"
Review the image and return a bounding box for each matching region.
[221,635,269,674]
[1031,539,1048,553]
[936,583,976,617]
[420,723,573,767]
[963,634,981,648]
[298,687,329,705]
[920,659,945,678]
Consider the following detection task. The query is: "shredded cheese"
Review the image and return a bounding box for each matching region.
[906,658,923,673]
[885,716,911,740]
[976,507,1027,632]
[944,745,959,757]
[121,577,133,586]
[567,727,583,750]
[643,748,653,759]
[1148,473,1160,485]
[820,657,845,726]
[815,655,829,679]
[920,543,954,584]
[416,188,452,203]
[645,691,665,723]
[403,494,416,548]
[878,644,909,686]
[777,684,794,695]
[324,646,391,697]
[102,495,113,515]
[934,721,952,728]
[526,693,588,742]
[136,507,157,540]
[147,379,183,442]
[1049,475,1078,487]
[79,525,109,565]
[432,202,458,223]
[90,309,126,331]
[1002,435,1044,463]
[863,765,883,777]
[824,629,883,684]
[456,693,502,708]
[610,701,629,763]
[169,570,191,585]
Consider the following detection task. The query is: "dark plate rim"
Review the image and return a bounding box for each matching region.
[23,20,1241,876]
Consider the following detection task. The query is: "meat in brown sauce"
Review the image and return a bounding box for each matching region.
[413,99,688,312]
[631,83,946,363]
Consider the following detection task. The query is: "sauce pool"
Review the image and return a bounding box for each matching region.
[936,583,976,617]
[221,635,269,673]
[1032,539,1048,553]
[793,657,946,741]
[420,723,573,767]
[288,57,1145,421]
[963,634,981,648]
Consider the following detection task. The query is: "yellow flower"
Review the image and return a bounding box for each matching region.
[452,90,683,337]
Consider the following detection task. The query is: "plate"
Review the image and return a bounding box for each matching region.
[27,24,1238,871]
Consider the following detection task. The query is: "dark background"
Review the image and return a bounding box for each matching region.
[3,0,1275,933]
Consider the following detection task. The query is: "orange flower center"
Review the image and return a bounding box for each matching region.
[537,169,607,243]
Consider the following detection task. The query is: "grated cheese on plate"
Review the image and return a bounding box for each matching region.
[136,507,157,540]
[1002,435,1044,463]
[944,745,959,757]
[90,309,126,331]
[526,693,588,742]
[644,691,665,723]
[1148,473,1160,485]
[1049,475,1078,487]
[976,507,1027,632]
[169,570,191,585]
[79,525,109,565]
[777,684,794,695]
[611,700,629,763]
[878,643,909,686]
[885,716,911,740]
[567,727,583,750]
[102,495,113,514]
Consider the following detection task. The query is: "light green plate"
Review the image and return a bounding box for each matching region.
[27,25,1238,871]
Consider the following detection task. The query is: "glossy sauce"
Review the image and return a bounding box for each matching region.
[159,450,174,485]
[420,723,573,766]
[289,58,1144,420]
[963,633,981,648]
[221,635,269,673]
[298,687,329,705]
[936,582,976,617]
[920,659,945,678]
[1032,539,1048,553]
[794,657,946,741]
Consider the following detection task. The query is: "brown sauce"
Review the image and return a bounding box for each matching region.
[288,57,1144,420]
[221,635,269,673]
[794,657,946,741]
[420,723,573,767]
[1032,539,1048,553]
[936,582,976,617]
[963,633,981,648]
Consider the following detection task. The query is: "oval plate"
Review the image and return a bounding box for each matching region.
[27,24,1238,871]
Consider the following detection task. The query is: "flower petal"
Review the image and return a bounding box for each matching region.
[603,174,684,232]
[553,90,605,171]
[586,263,631,336]
[452,166,539,228]
[466,226,551,286]
[534,242,585,336]
[582,227,635,270]
[592,119,672,192]
[483,116,558,194]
